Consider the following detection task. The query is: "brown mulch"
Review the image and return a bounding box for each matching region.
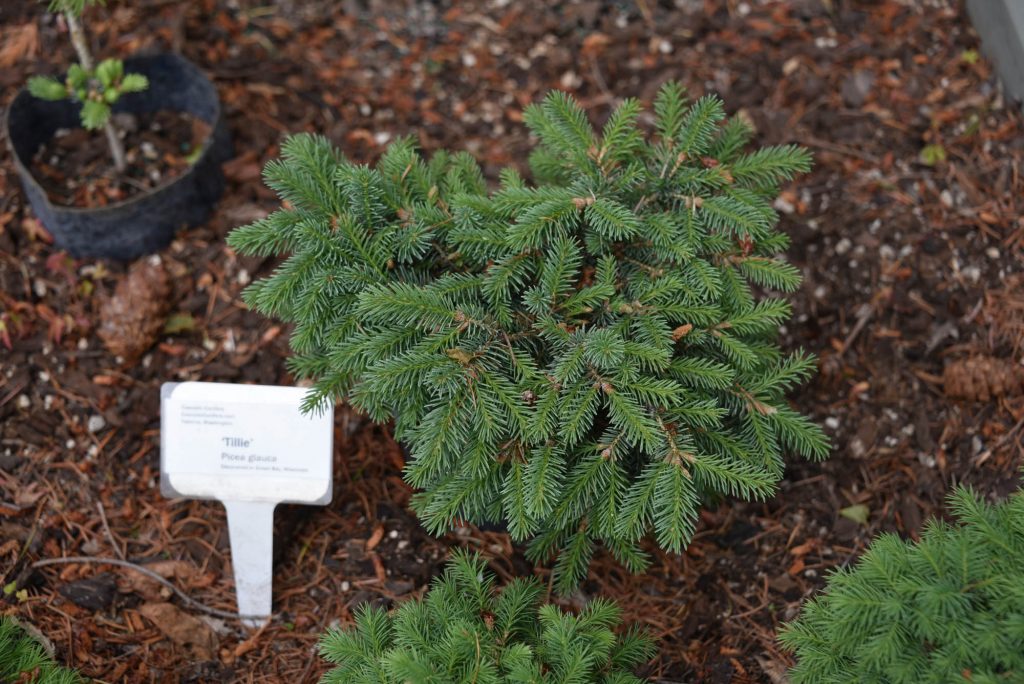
[1,1,1023,682]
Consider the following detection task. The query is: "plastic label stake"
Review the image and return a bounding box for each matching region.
[160,382,333,627]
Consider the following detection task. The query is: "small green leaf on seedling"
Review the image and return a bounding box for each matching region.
[81,99,111,130]
[120,73,149,93]
[28,76,68,100]
[919,144,946,166]
[95,58,123,89]
[3,581,17,596]
[960,49,980,65]
[15,589,28,602]
[839,504,869,525]
[164,313,196,334]
[67,63,89,91]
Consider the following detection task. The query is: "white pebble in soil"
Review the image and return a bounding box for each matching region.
[834,237,852,256]
[87,415,107,433]
[140,141,158,160]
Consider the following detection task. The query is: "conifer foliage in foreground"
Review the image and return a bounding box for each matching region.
[230,83,828,590]
[0,616,84,684]
[318,551,655,683]
[779,488,1024,683]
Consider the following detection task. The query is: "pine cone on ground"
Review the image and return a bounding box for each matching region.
[96,256,171,362]
[943,355,1024,401]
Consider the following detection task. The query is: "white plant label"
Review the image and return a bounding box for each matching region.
[160,381,333,627]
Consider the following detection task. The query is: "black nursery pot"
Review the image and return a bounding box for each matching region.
[5,53,232,261]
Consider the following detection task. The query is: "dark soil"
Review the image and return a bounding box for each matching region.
[30,110,209,207]
[1,1,1023,682]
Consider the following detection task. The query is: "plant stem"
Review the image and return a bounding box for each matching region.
[103,121,127,172]
[65,11,127,173]
[64,12,93,70]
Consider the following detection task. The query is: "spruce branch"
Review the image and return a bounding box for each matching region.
[319,552,656,683]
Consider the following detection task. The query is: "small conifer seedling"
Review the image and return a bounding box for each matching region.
[229,83,828,590]
[779,487,1024,683]
[0,616,84,684]
[319,551,656,683]
[28,0,149,172]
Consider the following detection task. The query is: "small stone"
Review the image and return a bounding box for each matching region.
[340,581,350,592]
[773,196,795,214]
[986,247,1000,259]
[939,189,954,208]
[835,237,852,255]
[15,394,30,410]
[59,573,117,610]
[825,417,840,430]
[140,141,158,160]
[962,266,981,283]
[841,70,875,107]
[33,279,47,298]
[560,70,581,89]
[87,415,106,433]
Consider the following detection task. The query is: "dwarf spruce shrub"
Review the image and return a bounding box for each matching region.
[318,552,655,684]
[779,488,1024,683]
[229,83,828,590]
[0,616,84,684]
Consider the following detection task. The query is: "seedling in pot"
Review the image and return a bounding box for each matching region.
[27,0,149,173]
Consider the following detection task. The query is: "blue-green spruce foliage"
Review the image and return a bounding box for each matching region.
[318,551,655,683]
[229,83,828,591]
[0,616,85,684]
[780,487,1024,683]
